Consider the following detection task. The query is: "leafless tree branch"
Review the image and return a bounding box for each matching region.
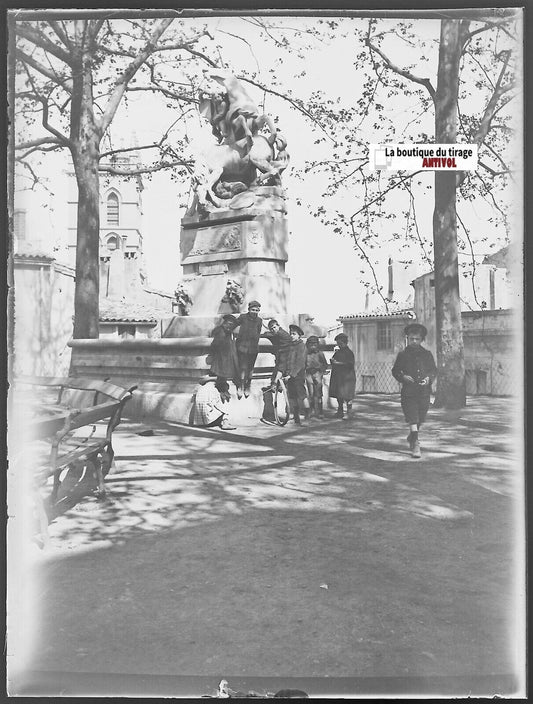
[365,38,436,102]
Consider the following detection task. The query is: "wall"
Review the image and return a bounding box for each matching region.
[341,309,516,397]
[13,256,75,377]
[413,264,512,351]
[341,315,412,393]
[462,309,517,396]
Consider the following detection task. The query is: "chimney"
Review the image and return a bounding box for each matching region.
[387,258,394,300]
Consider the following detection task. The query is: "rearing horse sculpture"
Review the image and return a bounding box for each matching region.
[193,69,289,213]
[200,68,277,151]
[193,132,289,211]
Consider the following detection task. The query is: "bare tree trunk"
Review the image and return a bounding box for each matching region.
[71,49,101,340]
[432,19,467,408]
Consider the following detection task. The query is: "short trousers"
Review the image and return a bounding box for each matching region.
[306,371,324,398]
[287,376,308,404]
[401,391,431,425]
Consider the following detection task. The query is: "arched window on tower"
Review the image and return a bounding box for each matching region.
[106,234,120,251]
[107,192,119,226]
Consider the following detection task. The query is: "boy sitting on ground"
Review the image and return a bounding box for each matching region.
[189,376,236,430]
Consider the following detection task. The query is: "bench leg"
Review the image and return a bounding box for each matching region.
[102,444,114,478]
[88,454,106,499]
[51,470,61,503]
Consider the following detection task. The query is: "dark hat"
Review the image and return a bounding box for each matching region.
[404,322,427,338]
[267,318,279,328]
[289,324,304,336]
[222,314,238,323]
[248,300,261,308]
[306,335,319,345]
[334,333,348,343]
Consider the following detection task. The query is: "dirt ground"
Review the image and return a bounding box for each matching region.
[8,395,524,698]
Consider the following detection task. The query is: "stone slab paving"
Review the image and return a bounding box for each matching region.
[10,394,525,697]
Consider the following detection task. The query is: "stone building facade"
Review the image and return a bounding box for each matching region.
[339,248,518,397]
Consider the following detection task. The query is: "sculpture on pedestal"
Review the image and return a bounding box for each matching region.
[191,69,290,214]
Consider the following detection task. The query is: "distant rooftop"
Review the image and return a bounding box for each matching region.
[99,298,165,324]
[338,296,414,321]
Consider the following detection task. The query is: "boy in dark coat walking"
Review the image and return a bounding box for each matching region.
[234,300,262,398]
[391,322,437,458]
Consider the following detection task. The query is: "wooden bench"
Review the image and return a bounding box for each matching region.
[13,376,137,545]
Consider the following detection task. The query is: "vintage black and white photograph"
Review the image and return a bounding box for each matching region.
[6,5,526,698]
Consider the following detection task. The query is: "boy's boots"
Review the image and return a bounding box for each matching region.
[290,401,301,425]
[409,431,421,458]
[335,402,344,419]
[317,399,324,418]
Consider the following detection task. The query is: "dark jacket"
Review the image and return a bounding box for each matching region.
[391,345,437,396]
[305,350,328,374]
[284,339,307,379]
[209,325,239,380]
[263,328,292,370]
[235,313,263,354]
[329,346,356,400]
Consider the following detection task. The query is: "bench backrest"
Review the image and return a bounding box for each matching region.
[15,376,137,403]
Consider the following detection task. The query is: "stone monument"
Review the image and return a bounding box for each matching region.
[164,68,291,337]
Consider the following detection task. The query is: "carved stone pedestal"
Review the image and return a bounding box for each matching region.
[165,186,291,337]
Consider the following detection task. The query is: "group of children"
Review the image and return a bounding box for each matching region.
[191,299,437,458]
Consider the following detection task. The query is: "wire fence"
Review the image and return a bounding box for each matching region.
[465,359,518,397]
[354,359,516,397]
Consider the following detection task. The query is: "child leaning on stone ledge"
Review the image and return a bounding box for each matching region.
[208,314,240,398]
[233,300,263,399]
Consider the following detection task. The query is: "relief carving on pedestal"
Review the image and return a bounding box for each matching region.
[221,225,241,249]
[248,223,262,245]
[188,224,241,257]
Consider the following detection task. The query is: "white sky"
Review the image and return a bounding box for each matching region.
[14,13,523,327]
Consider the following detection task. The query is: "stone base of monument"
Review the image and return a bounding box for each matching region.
[69,339,278,425]
[117,378,272,428]
[69,320,331,425]
[178,192,291,325]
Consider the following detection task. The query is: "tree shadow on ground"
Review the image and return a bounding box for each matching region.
[39,396,519,552]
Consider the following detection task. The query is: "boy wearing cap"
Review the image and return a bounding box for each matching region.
[329,333,356,420]
[305,336,328,418]
[281,324,310,425]
[392,322,437,458]
[234,300,263,398]
[262,319,292,386]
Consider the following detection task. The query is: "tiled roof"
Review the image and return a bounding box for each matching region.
[99,298,164,323]
[14,251,55,261]
[339,309,414,320]
[339,297,415,320]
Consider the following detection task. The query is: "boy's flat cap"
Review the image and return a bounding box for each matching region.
[289,324,304,336]
[404,322,428,337]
